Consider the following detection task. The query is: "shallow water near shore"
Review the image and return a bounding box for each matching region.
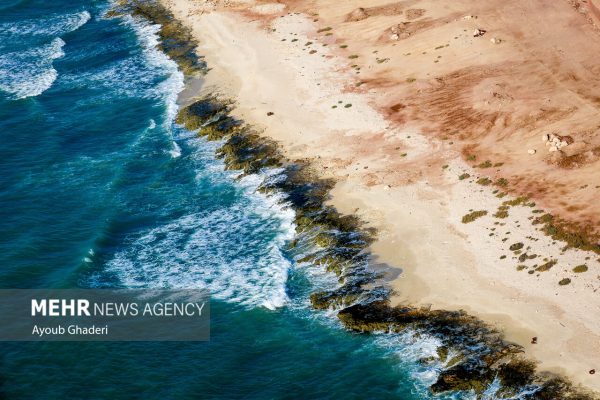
[0,1,481,399]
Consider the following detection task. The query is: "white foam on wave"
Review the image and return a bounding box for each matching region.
[480,379,541,400]
[371,330,539,399]
[58,15,183,110]
[96,142,296,309]
[0,11,90,38]
[0,37,65,99]
[126,15,184,125]
[168,141,182,158]
[371,330,470,399]
[100,206,293,309]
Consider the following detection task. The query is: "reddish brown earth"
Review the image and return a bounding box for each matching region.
[271,0,600,241]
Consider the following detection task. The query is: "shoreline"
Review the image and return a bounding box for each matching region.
[131,0,598,395]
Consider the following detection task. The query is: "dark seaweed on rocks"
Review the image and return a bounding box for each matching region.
[177,95,387,307]
[107,0,206,75]
[338,301,525,394]
[127,2,599,397]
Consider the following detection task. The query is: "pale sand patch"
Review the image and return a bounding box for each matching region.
[161,0,600,391]
[250,3,286,15]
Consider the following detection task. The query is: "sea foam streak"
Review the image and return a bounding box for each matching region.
[168,141,182,158]
[126,15,183,125]
[0,10,90,99]
[0,11,90,38]
[0,37,65,99]
[98,158,295,309]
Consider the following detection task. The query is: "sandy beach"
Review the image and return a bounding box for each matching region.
[159,0,600,392]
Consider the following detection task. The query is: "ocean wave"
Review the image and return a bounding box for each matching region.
[92,152,296,310]
[0,11,90,38]
[372,331,474,400]
[59,15,183,116]
[0,37,65,99]
[126,15,184,125]
[96,209,291,309]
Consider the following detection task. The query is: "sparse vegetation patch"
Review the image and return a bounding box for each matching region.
[494,206,509,219]
[495,178,508,187]
[535,260,557,272]
[509,243,524,251]
[533,213,600,254]
[573,264,588,273]
[462,210,488,223]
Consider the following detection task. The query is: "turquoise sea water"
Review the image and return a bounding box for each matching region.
[0,1,472,398]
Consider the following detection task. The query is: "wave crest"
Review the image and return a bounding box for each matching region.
[0,11,90,38]
[0,37,65,99]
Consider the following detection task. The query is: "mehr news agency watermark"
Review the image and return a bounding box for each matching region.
[0,289,209,341]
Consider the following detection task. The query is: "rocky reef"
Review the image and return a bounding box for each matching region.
[107,0,205,75]
[116,1,599,398]
[176,94,387,310]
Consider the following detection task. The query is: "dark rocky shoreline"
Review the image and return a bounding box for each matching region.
[110,1,599,398]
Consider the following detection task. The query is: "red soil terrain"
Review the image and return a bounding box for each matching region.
[273,0,600,242]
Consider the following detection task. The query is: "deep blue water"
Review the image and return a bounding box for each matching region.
[0,1,466,398]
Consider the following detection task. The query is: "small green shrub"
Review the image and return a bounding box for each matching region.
[477,177,491,186]
[518,253,537,262]
[494,208,509,219]
[496,178,508,187]
[504,196,529,207]
[573,264,588,273]
[462,210,488,223]
[535,260,557,272]
[509,242,524,251]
